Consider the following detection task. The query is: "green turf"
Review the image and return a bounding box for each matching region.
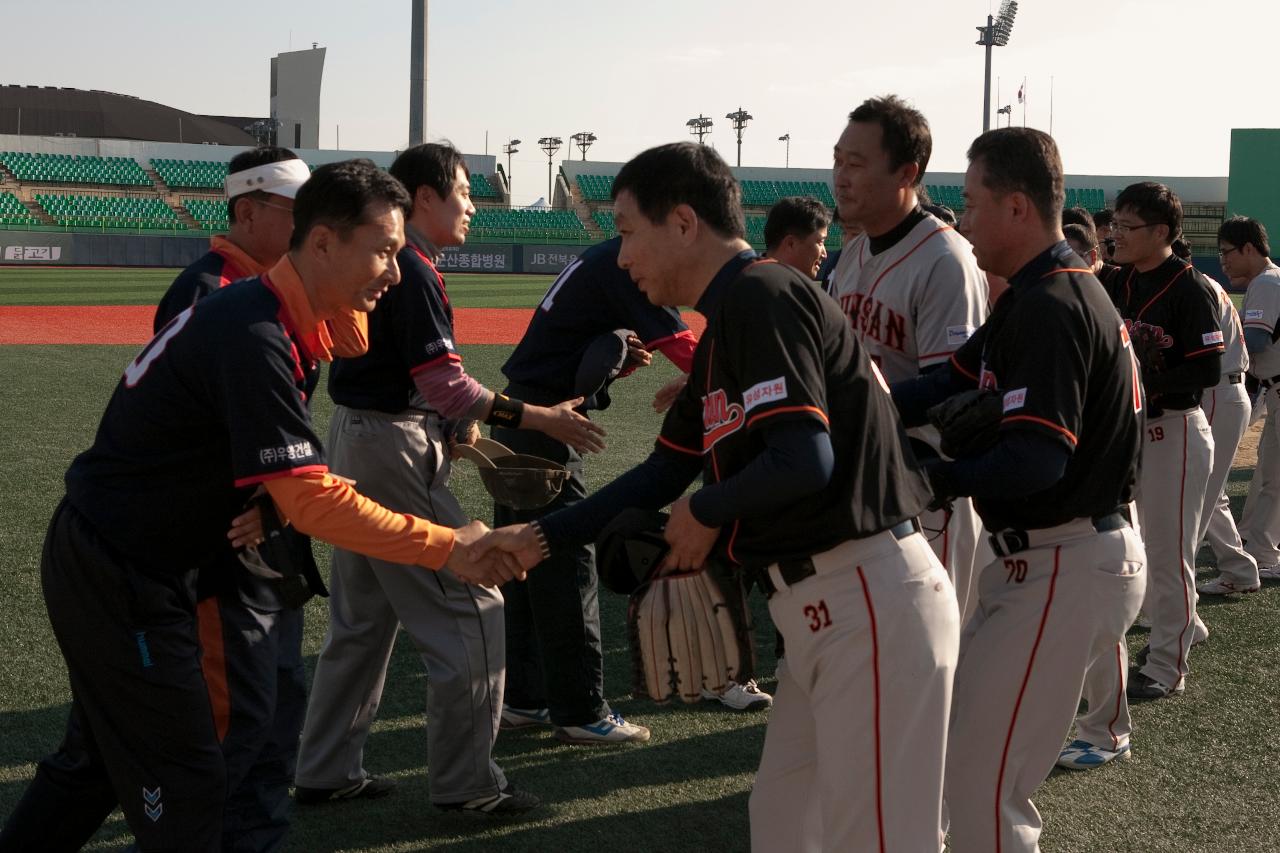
[1,271,1278,852]
[0,268,553,308]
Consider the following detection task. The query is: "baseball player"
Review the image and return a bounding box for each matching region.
[1181,240,1258,596]
[762,195,829,279]
[1104,182,1223,700]
[150,146,350,851]
[294,144,605,811]
[893,128,1145,850]
[1220,216,1280,581]
[495,236,718,733]
[0,161,519,853]
[831,95,990,625]
[484,142,959,853]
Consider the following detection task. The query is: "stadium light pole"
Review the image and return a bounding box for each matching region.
[778,133,791,168]
[686,114,713,145]
[538,136,562,207]
[726,107,753,167]
[570,131,597,161]
[976,0,1018,133]
[502,139,520,205]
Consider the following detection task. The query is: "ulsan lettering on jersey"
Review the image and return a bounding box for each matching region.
[837,292,907,352]
[702,389,745,450]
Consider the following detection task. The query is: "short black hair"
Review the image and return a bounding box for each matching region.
[1114,182,1181,246]
[289,159,412,251]
[966,127,1064,225]
[1218,215,1271,257]
[764,196,831,251]
[923,203,956,226]
[1171,237,1193,260]
[1091,207,1115,228]
[1063,222,1097,255]
[227,146,300,224]
[611,142,745,239]
[389,142,469,204]
[1061,206,1092,229]
[848,95,932,187]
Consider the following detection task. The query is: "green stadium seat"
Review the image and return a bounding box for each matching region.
[152,158,228,190]
[34,192,184,230]
[470,173,499,199]
[468,208,589,241]
[1,152,149,187]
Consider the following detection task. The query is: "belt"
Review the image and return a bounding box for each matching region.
[1263,374,1280,389]
[989,508,1130,558]
[755,519,919,598]
[1227,372,1243,385]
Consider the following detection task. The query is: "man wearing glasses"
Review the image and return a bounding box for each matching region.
[1218,217,1280,584]
[1104,182,1223,701]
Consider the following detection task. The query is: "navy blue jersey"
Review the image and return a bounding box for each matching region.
[502,238,689,397]
[657,255,930,567]
[952,242,1141,530]
[66,277,325,577]
[329,240,454,413]
[817,247,841,296]
[154,246,255,333]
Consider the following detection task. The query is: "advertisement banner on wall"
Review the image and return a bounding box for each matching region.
[438,244,514,273]
[0,231,74,264]
[521,245,586,275]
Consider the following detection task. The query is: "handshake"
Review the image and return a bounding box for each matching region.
[443,520,548,587]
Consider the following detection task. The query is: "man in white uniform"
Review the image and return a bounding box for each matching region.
[831,94,990,625]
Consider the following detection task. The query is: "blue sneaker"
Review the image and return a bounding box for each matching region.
[500,705,551,730]
[1056,739,1130,770]
[554,712,650,745]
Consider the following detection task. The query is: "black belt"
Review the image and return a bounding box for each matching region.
[755,519,920,598]
[1227,372,1243,385]
[1263,374,1280,389]
[988,508,1130,558]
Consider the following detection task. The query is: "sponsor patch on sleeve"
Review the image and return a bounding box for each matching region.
[1202,330,1225,345]
[1246,309,1266,321]
[742,376,788,413]
[1003,388,1027,413]
[947,324,975,346]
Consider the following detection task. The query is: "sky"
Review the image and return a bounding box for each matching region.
[5,0,1276,205]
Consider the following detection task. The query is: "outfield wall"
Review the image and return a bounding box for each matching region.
[0,229,586,273]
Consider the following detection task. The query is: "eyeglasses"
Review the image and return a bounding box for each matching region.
[1218,246,1240,259]
[1111,221,1160,235]
[255,199,294,215]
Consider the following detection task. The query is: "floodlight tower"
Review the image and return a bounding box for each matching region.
[686,114,713,145]
[570,131,597,161]
[778,133,791,168]
[538,136,562,207]
[409,0,428,145]
[502,138,520,203]
[976,0,1018,133]
[726,107,753,167]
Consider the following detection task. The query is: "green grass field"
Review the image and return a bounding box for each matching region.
[1,269,1277,852]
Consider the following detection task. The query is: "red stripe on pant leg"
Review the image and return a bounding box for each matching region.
[1107,642,1125,750]
[197,597,230,743]
[1175,415,1193,678]
[855,566,886,853]
[994,546,1061,853]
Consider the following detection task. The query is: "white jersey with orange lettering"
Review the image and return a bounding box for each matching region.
[832,209,991,624]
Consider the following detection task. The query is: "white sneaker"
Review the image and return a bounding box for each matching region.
[500,705,550,730]
[1197,575,1260,596]
[554,712,650,745]
[1056,739,1131,770]
[701,679,773,711]
[1259,565,1280,581]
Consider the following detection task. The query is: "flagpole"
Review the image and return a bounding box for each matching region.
[997,77,1001,127]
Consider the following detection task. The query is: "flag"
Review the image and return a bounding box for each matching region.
[1017,82,1024,103]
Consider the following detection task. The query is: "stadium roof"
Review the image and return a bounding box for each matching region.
[0,85,258,146]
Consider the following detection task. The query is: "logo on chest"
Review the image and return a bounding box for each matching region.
[702,389,745,450]
[837,292,907,352]
[1125,319,1173,350]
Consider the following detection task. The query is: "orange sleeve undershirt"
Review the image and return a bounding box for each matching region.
[325,308,369,358]
[264,471,455,569]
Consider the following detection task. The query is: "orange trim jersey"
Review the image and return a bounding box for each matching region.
[951,241,1142,530]
[655,253,931,566]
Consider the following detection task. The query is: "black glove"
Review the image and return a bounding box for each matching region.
[927,389,1003,459]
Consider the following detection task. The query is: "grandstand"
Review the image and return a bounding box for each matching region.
[470,208,588,241]
[1,152,149,187]
[37,193,185,230]
[153,158,227,190]
[0,191,39,227]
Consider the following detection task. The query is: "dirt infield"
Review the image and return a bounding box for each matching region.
[0,305,707,345]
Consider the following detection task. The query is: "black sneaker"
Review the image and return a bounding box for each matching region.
[294,776,397,805]
[436,784,541,816]
[1126,668,1184,701]
[1135,644,1149,669]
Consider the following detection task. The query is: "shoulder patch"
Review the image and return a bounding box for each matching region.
[1003,388,1027,413]
[1246,309,1266,321]
[1202,330,1225,346]
[947,324,975,346]
[742,376,788,413]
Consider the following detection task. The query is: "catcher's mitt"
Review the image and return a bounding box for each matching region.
[627,564,755,704]
[1128,323,1167,373]
[927,388,1003,459]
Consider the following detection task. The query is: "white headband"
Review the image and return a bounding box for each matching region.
[225,159,311,200]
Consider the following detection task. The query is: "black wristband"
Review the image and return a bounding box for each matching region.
[484,394,524,428]
[529,521,552,560]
